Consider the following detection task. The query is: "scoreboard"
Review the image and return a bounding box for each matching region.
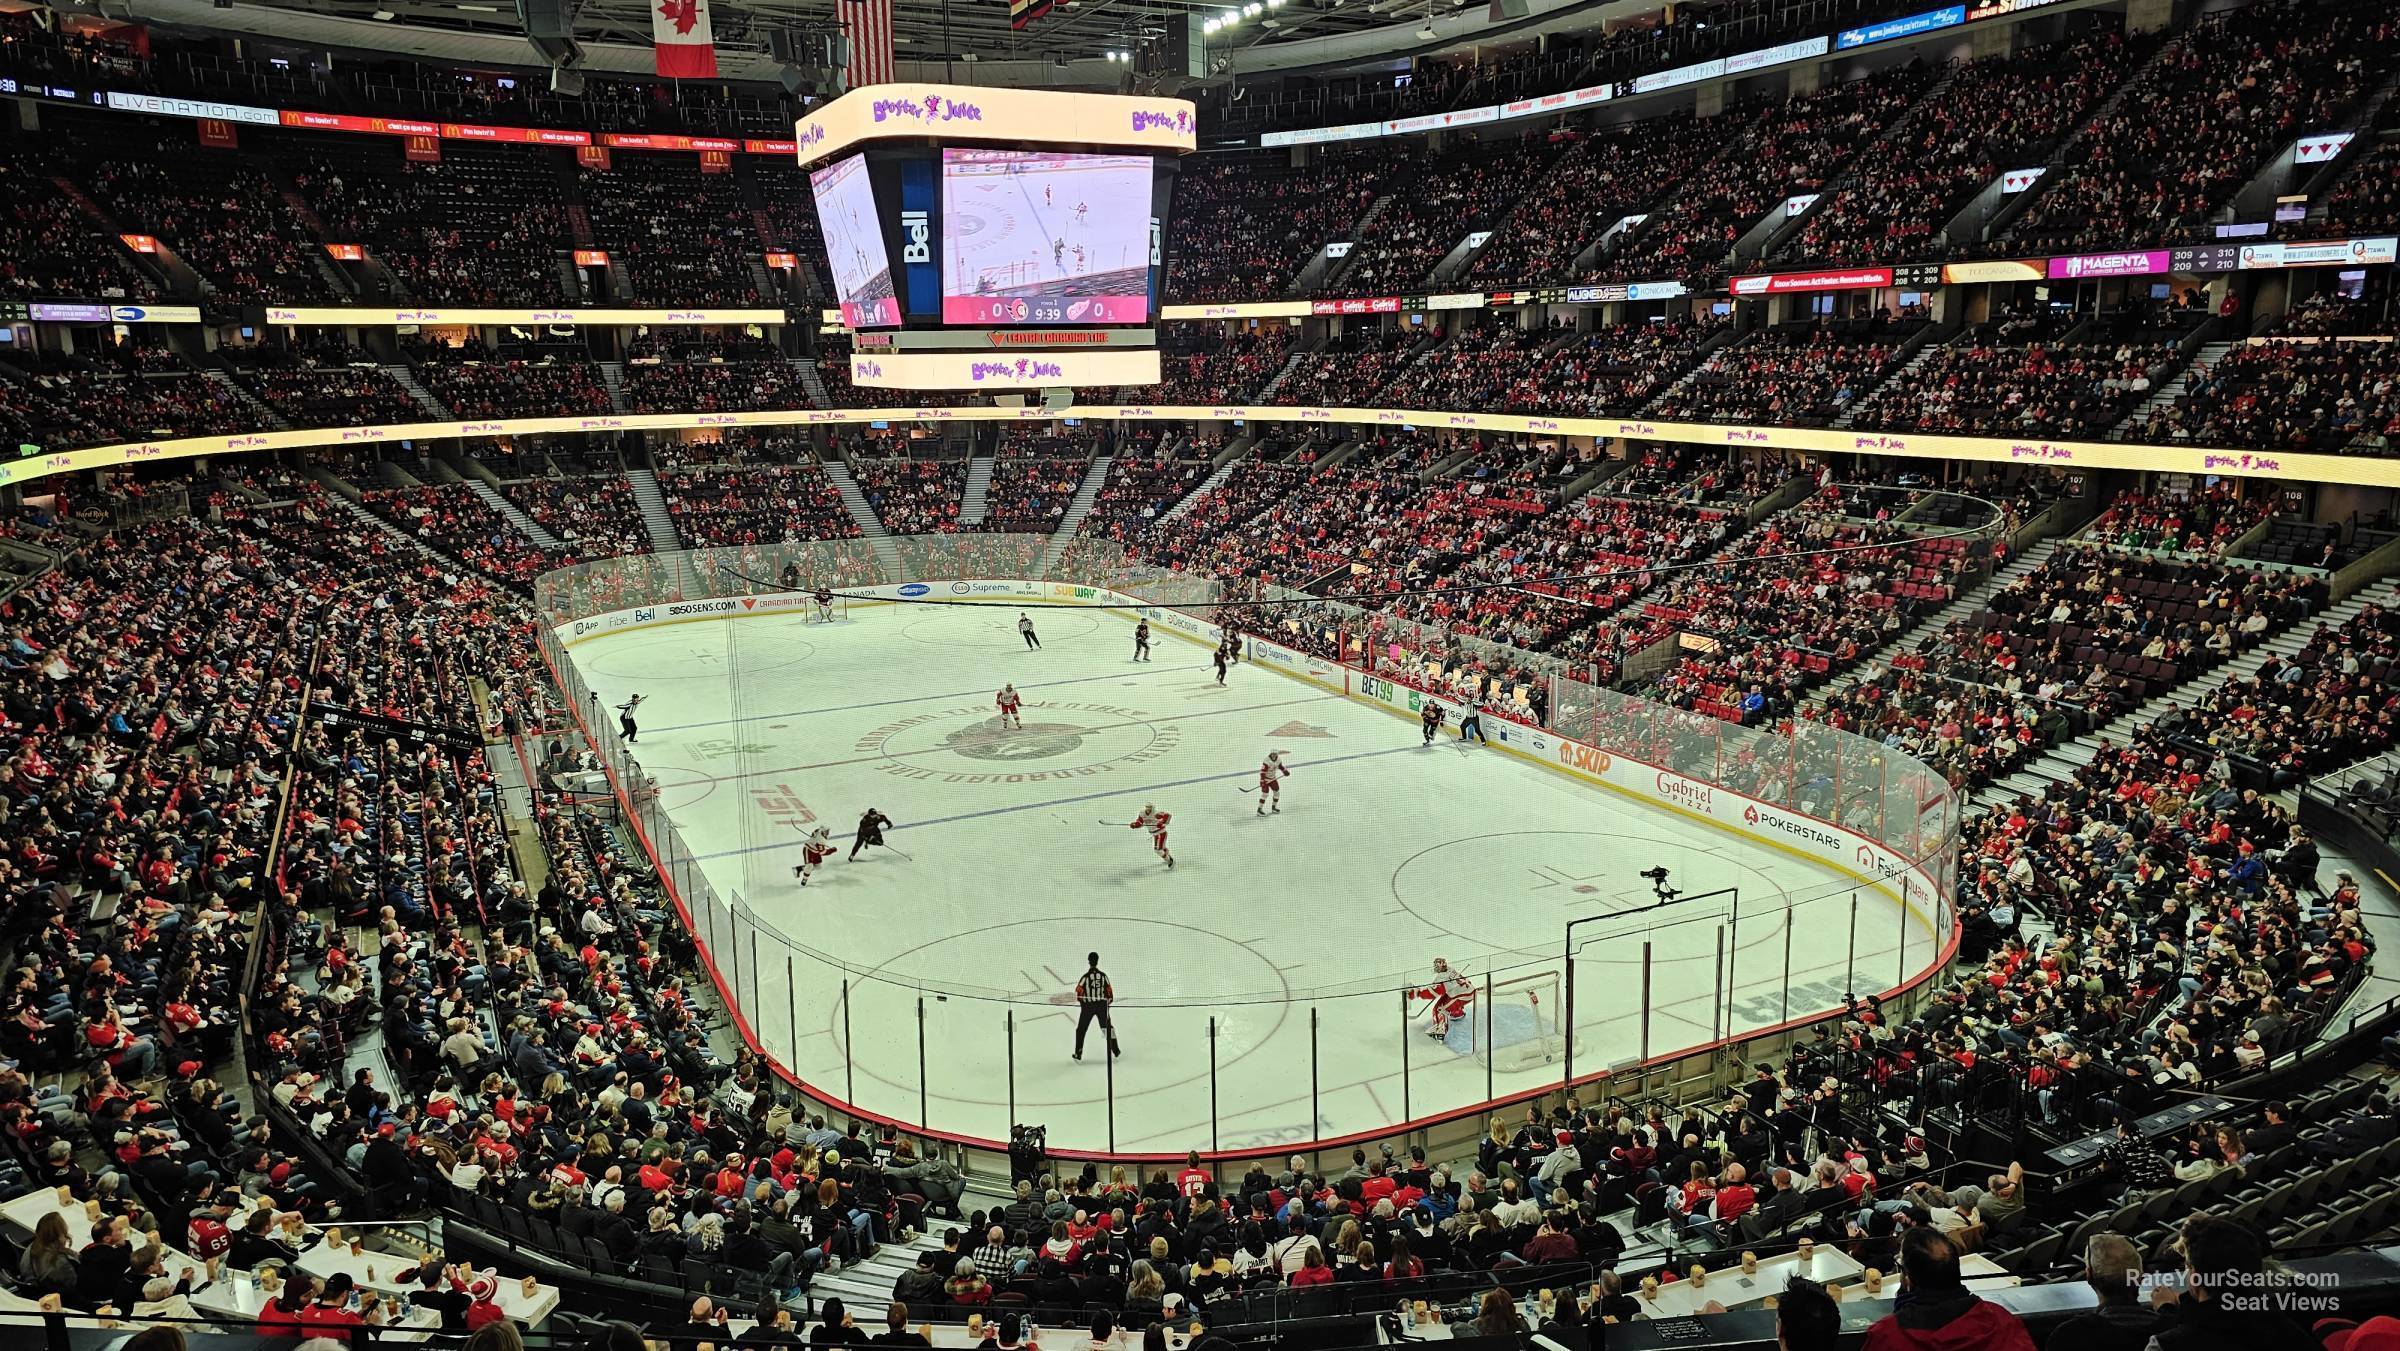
[793,84,1196,392]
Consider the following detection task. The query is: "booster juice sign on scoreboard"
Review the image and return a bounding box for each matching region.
[939,149,1152,325]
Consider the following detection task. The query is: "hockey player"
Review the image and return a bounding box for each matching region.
[814,586,836,623]
[1212,643,1231,686]
[1420,701,1446,746]
[1133,620,1152,663]
[1130,803,1175,868]
[1418,957,1475,1039]
[793,826,837,885]
[850,807,893,861]
[996,683,1024,730]
[1257,751,1289,816]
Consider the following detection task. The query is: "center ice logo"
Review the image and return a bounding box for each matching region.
[945,719,1088,762]
[853,700,1180,786]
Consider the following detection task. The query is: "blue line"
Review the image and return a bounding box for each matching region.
[690,742,1423,860]
[641,662,1206,735]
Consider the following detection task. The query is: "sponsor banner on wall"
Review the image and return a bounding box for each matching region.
[1783,193,1820,219]
[403,134,441,163]
[262,306,784,327]
[1309,296,1403,316]
[324,244,365,262]
[1941,259,2046,283]
[28,303,112,323]
[1837,4,1964,48]
[1159,300,1314,320]
[792,85,1196,166]
[848,348,1163,390]
[197,117,239,149]
[2047,249,2170,279]
[765,251,799,270]
[1964,0,2062,17]
[1729,267,1893,296]
[118,234,159,254]
[2294,132,2354,164]
[606,133,742,153]
[1725,35,1829,74]
[107,91,279,125]
[2000,166,2045,193]
[31,400,2400,495]
[1259,120,1384,148]
[1499,83,1613,119]
[1631,57,1726,95]
[2239,237,2399,269]
[572,250,612,267]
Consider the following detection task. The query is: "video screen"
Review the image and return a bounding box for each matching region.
[940,148,1152,325]
[809,153,900,329]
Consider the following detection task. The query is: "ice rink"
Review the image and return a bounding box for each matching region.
[564,600,1926,1153]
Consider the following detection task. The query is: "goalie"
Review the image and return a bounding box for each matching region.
[1417,957,1475,1039]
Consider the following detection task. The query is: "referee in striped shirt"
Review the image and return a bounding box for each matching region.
[1073,952,1121,1061]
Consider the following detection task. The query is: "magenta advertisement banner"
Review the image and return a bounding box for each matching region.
[2047,250,2171,280]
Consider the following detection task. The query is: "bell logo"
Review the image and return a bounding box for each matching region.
[901,209,931,264]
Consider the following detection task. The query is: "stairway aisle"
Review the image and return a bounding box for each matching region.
[628,466,703,597]
[382,363,452,419]
[1816,540,2065,703]
[626,466,684,553]
[1042,453,1115,573]
[463,478,561,549]
[204,369,290,431]
[794,356,835,409]
[2111,342,2232,436]
[960,451,995,527]
[824,459,905,580]
[598,360,629,413]
[1158,458,1241,524]
[1976,575,2400,812]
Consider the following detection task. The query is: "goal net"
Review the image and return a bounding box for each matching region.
[1445,969,1565,1072]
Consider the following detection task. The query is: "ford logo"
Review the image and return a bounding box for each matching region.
[897,583,930,597]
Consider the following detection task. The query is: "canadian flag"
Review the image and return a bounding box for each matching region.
[652,0,717,78]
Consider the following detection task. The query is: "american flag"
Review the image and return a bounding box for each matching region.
[839,0,895,88]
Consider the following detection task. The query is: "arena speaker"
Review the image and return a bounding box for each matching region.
[1487,0,1529,19]
[515,0,585,70]
[1153,13,1205,79]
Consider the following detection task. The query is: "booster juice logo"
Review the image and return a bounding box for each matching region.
[1131,109,1193,135]
[797,124,827,151]
[872,95,983,126]
[971,359,1064,382]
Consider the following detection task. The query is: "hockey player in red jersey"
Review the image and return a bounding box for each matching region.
[792,825,837,886]
[996,683,1024,730]
[1417,957,1475,1038]
[1130,803,1175,868]
[1257,750,1289,816]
